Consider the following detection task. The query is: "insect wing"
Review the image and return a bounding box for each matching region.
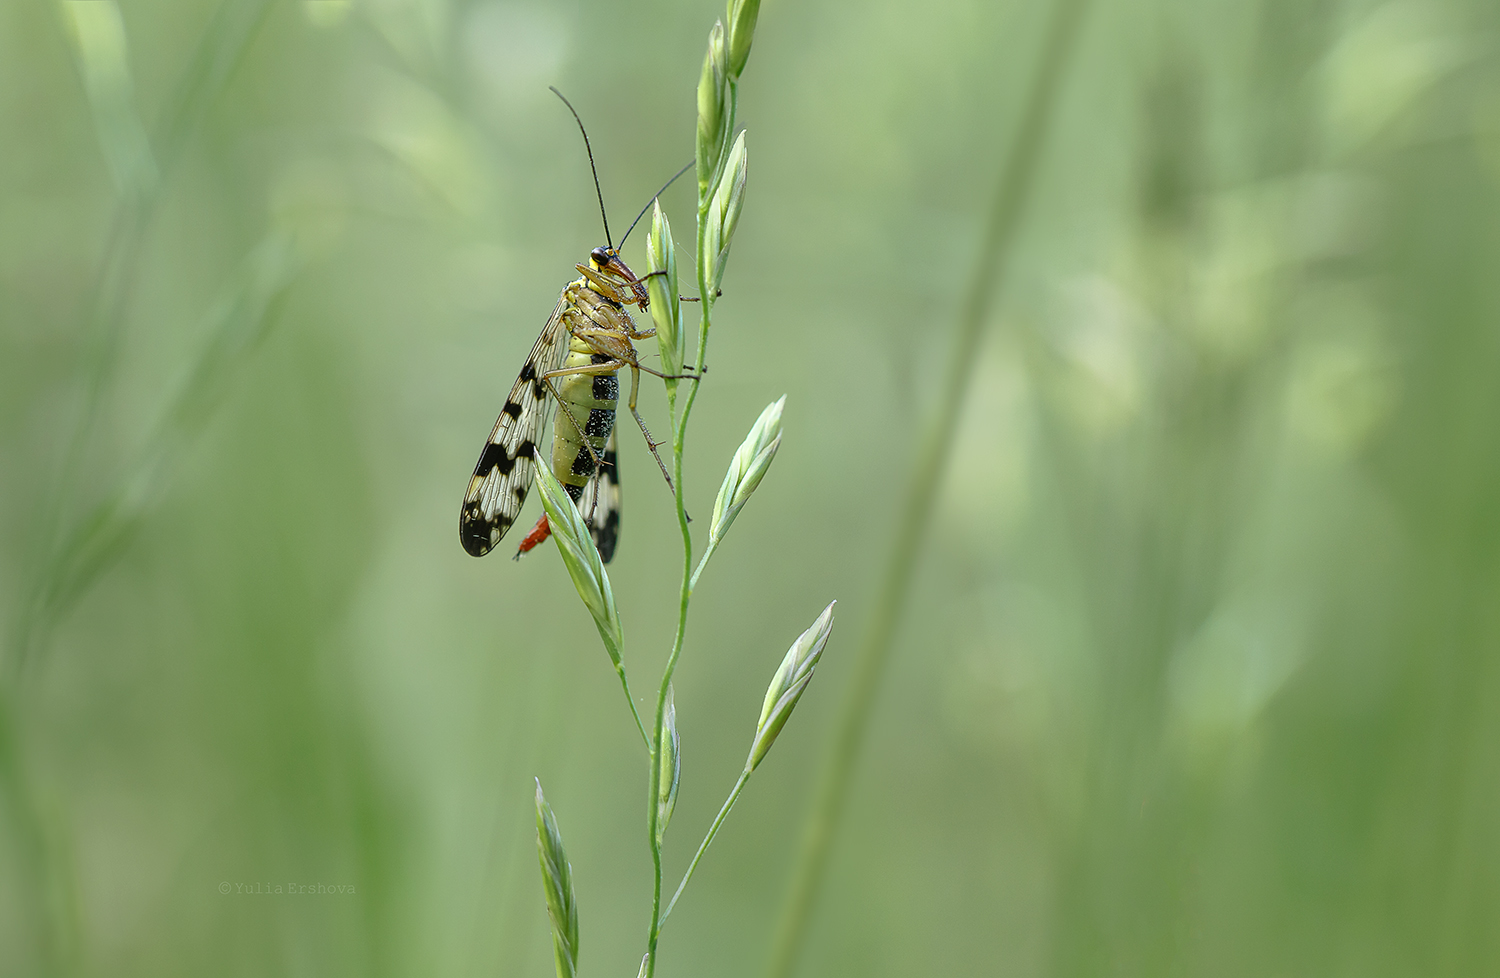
[578,428,621,563]
[459,296,569,557]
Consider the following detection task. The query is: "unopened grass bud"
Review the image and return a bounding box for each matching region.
[707,395,782,557]
[533,456,624,668]
[726,0,761,78]
[747,602,836,772]
[696,20,728,199]
[656,686,681,846]
[707,131,748,292]
[535,780,579,978]
[645,200,682,384]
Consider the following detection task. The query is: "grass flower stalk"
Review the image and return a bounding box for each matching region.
[533,5,834,976]
[642,7,776,977]
[661,603,836,925]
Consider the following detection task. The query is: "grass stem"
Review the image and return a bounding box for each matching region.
[615,668,652,750]
[643,172,718,978]
[660,769,751,926]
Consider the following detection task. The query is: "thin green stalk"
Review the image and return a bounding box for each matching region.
[615,668,651,750]
[689,548,711,593]
[660,769,751,926]
[762,0,1094,974]
[644,159,720,978]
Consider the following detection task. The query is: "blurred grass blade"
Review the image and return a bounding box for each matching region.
[763,0,1094,971]
[5,6,286,966]
[1319,0,1478,158]
[60,0,158,198]
[27,0,283,669]
[153,0,278,164]
[535,780,580,978]
[17,232,302,671]
[168,233,303,432]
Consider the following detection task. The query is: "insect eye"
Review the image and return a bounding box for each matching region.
[590,246,612,266]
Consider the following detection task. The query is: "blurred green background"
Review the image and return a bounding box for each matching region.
[4,0,1500,975]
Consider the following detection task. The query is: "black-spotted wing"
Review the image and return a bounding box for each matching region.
[459,296,569,557]
[577,428,621,563]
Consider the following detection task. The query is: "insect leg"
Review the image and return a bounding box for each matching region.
[575,265,650,308]
[634,362,703,381]
[624,363,675,491]
[572,325,699,380]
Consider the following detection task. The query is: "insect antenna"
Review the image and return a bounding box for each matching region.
[550,86,613,249]
[619,159,695,249]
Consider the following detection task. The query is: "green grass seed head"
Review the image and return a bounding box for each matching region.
[656,686,682,847]
[709,395,784,551]
[707,131,748,293]
[748,602,836,772]
[534,780,580,978]
[533,456,623,667]
[696,20,728,200]
[645,200,682,381]
[726,0,761,78]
